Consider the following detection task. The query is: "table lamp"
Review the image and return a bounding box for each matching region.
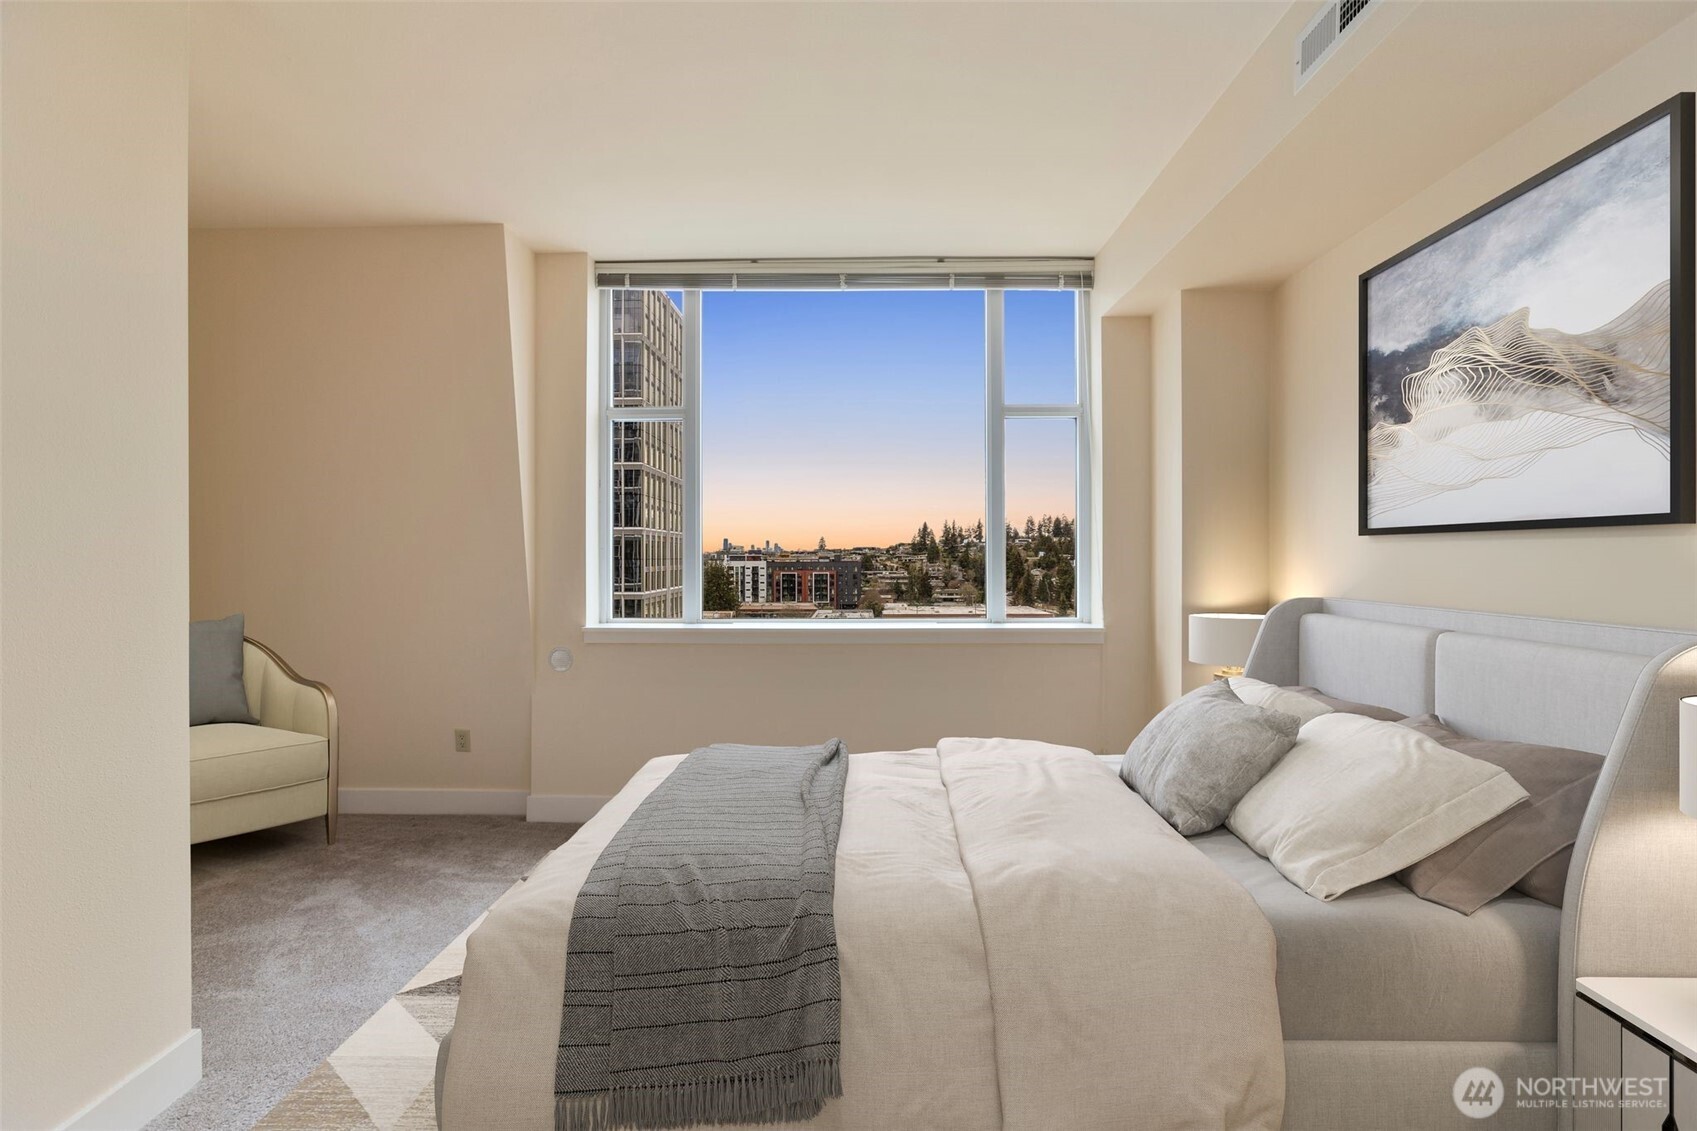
[1188,612,1265,680]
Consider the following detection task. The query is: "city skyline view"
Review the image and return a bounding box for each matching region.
[700,290,1078,551]
[611,286,1083,619]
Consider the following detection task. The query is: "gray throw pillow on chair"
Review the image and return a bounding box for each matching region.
[1121,681,1300,835]
[190,613,258,726]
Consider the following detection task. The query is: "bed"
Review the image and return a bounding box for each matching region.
[437,599,1697,1130]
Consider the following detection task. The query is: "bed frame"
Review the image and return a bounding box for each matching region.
[1245,598,1697,1131]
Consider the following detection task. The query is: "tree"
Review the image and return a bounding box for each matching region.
[818,536,827,552]
[963,549,985,592]
[1024,516,1037,538]
[858,585,885,617]
[1012,570,1035,608]
[703,562,738,612]
[958,581,979,606]
[905,562,934,604]
[1052,557,1076,616]
[940,520,963,561]
[1005,543,1027,588]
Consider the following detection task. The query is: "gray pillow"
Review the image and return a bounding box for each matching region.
[1120,682,1301,835]
[190,613,258,726]
[1394,715,1601,913]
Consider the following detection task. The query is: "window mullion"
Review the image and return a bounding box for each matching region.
[682,290,703,623]
[1075,289,1094,624]
[598,292,613,625]
[985,290,1007,624]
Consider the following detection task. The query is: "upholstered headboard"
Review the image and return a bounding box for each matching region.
[1243,598,1697,1094]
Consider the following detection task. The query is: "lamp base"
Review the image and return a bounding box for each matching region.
[1212,666,1244,681]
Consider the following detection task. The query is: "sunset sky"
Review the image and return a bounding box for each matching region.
[700,289,1079,550]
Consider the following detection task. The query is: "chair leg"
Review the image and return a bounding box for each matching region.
[325,796,338,845]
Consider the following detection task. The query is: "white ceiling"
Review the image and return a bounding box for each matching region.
[188,2,1287,258]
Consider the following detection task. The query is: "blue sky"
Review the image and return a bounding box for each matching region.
[700,289,1077,549]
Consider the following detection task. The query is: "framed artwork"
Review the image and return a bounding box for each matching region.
[1360,92,1694,535]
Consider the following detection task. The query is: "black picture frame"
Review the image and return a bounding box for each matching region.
[1359,92,1694,536]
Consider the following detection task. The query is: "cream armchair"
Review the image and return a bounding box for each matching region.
[189,638,339,844]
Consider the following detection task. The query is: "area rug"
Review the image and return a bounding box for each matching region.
[254,884,513,1131]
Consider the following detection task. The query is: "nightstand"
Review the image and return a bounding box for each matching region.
[1575,977,1697,1130]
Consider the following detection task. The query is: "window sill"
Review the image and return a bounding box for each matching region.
[581,621,1105,645]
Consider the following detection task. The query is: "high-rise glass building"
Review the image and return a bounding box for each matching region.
[610,290,684,618]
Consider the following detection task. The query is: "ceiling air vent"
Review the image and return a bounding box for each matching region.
[1294,0,1377,91]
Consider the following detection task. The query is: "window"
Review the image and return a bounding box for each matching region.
[595,265,1092,629]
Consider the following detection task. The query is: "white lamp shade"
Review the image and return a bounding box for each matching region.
[1681,697,1697,819]
[1188,612,1265,669]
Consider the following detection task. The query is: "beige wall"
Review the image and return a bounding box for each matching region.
[1151,289,1274,700]
[190,225,534,793]
[1269,16,1697,630]
[527,254,1153,800]
[1,4,197,1126]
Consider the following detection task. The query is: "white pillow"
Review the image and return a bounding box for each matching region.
[1227,676,1333,726]
[1226,713,1528,901]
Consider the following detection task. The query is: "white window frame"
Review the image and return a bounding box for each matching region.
[590,287,1099,642]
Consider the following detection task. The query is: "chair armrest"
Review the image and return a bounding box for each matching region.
[243,638,336,741]
[242,637,340,843]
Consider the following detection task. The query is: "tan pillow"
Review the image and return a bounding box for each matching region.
[1516,846,1573,907]
[1227,713,1528,901]
[1394,716,1601,913]
[1226,676,1333,725]
[1282,686,1405,722]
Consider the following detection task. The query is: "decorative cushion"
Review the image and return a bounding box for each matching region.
[1120,681,1300,835]
[1227,713,1528,901]
[190,613,258,726]
[1516,846,1574,907]
[1228,676,1403,722]
[1394,715,1601,913]
[1282,686,1405,722]
[1226,676,1332,725]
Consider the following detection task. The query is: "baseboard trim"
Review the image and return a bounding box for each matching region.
[59,1028,201,1131]
[526,793,611,824]
[338,788,529,816]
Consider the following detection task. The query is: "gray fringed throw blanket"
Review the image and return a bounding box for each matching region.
[555,740,848,1131]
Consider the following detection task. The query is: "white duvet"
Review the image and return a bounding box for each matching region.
[442,739,1285,1130]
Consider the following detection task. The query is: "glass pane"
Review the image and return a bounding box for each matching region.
[1003,290,1078,405]
[1004,417,1078,618]
[700,290,986,621]
[608,289,684,408]
[610,418,684,619]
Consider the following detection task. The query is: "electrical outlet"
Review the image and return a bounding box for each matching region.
[454,728,472,753]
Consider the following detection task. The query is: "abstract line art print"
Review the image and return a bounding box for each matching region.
[1360,93,1693,534]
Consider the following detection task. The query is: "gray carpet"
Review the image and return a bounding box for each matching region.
[147,814,578,1131]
